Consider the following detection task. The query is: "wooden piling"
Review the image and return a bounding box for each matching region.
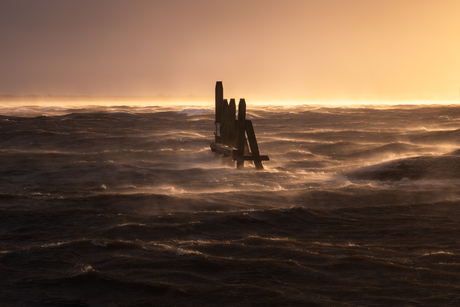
[226,99,237,147]
[237,99,246,169]
[215,81,223,143]
[221,99,229,146]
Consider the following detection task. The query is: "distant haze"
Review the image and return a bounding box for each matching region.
[1,0,459,102]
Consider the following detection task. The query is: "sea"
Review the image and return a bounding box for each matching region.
[1,102,460,306]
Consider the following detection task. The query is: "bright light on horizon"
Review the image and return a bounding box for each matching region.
[250,99,460,107]
[1,98,459,110]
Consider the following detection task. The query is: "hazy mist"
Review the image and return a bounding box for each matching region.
[1,0,460,102]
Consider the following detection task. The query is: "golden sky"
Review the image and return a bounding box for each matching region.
[1,0,459,102]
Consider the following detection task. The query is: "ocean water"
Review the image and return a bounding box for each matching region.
[1,103,460,306]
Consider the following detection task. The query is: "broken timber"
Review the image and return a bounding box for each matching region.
[210,81,269,169]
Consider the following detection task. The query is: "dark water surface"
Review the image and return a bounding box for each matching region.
[1,104,460,306]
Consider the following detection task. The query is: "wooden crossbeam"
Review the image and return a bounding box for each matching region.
[210,142,269,161]
[237,155,270,161]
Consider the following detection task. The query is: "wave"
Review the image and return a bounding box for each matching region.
[177,108,213,116]
[347,151,460,181]
[3,105,460,305]
[410,128,460,145]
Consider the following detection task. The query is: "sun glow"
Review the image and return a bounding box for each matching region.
[2,1,460,101]
[2,97,459,113]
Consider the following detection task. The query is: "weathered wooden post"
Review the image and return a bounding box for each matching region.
[237,99,246,169]
[215,81,223,143]
[228,98,237,147]
[221,98,228,145]
[222,98,237,147]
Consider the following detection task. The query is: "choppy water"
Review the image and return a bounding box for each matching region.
[1,103,460,306]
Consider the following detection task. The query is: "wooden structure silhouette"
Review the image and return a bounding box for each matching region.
[210,81,269,169]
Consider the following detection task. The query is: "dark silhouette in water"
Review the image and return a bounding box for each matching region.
[210,81,268,169]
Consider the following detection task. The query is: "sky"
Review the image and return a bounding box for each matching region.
[1,0,459,102]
